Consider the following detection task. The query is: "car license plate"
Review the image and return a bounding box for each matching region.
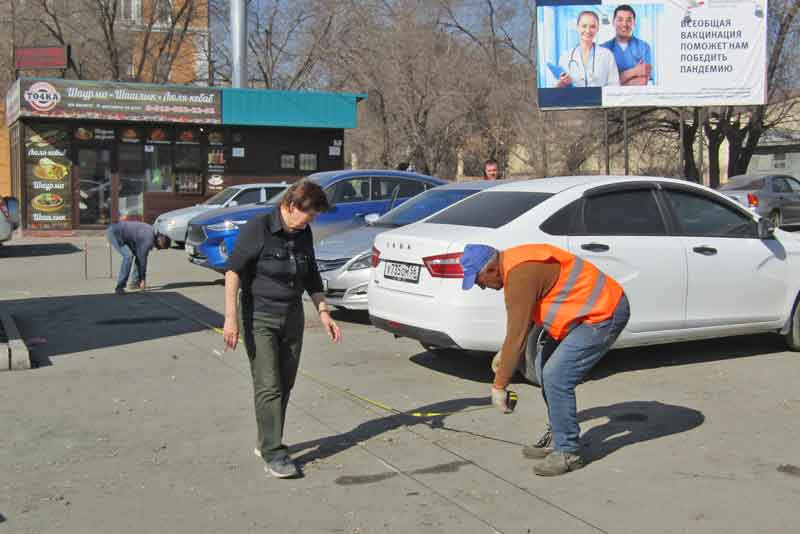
[186,244,195,256]
[384,261,420,283]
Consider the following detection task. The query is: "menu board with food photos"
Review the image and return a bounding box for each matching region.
[147,126,171,144]
[176,127,200,145]
[74,126,115,142]
[24,124,72,229]
[119,126,142,143]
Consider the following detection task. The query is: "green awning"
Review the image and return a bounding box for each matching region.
[222,87,365,129]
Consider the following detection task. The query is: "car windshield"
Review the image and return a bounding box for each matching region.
[427,191,554,228]
[372,189,479,228]
[720,177,766,191]
[260,189,285,205]
[204,188,239,205]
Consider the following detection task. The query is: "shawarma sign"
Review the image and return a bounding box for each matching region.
[7,78,222,126]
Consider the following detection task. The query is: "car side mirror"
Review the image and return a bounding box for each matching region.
[228,200,238,207]
[758,217,775,239]
[364,213,380,225]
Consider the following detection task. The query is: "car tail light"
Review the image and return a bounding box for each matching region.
[422,252,464,278]
[747,193,759,207]
[370,246,381,268]
[0,200,8,219]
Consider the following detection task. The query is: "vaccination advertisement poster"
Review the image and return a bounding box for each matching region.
[536,0,767,109]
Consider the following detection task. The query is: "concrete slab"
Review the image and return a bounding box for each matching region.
[1,313,31,370]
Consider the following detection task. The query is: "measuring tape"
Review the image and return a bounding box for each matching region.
[156,295,506,419]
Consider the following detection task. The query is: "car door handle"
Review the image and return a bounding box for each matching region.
[580,243,610,252]
[692,246,717,256]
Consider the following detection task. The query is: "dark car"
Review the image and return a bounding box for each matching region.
[718,173,800,227]
[185,169,445,272]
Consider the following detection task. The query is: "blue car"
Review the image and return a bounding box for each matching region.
[185,170,445,272]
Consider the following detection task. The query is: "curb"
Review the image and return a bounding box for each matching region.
[0,314,31,371]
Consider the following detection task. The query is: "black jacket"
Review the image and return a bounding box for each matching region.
[227,210,323,314]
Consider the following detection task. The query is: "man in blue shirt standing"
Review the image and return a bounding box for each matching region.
[601,5,652,86]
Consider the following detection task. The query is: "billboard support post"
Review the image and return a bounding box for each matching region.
[698,108,705,185]
[623,109,629,176]
[679,109,685,178]
[604,109,610,174]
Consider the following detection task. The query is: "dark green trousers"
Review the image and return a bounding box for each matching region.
[240,300,304,462]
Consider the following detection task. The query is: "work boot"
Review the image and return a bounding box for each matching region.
[522,425,553,459]
[533,451,585,477]
[114,287,125,295]
[265,456,300,479]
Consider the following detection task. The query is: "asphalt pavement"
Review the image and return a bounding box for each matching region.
[1,235,799,534]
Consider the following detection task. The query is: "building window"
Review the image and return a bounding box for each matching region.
[773,153,787,169]
[153,0,174,26]
[299,153,318,171]
[120,0,143,23]
[280,154,296,169]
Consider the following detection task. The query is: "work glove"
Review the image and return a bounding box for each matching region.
[491,387,516,414]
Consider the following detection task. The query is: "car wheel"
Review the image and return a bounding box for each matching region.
[519,325,546,387]
[770,210,782,229]
[784,296,800,351]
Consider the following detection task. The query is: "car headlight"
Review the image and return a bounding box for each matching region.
[207,219,247,232]
[347,251,372,271]
[347,282,369,296]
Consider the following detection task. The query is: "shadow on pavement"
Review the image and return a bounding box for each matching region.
[153,280,224,290]
[0,243,81,258]
[578,400,705,463]
[8,291,223,367]
[291,396,494,467]
[409,349,494,384]
[591,333,789,381]
[410,332,789,386]
[330,308,371,326]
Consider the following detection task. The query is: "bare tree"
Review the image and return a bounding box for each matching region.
[17,0,206,83]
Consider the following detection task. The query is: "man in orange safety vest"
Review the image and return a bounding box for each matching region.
[460,243,630,476]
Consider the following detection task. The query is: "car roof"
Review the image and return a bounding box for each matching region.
[307,169,445,187]
[230,182,288,189]
[484,175,704,194]
[434,179,509,191]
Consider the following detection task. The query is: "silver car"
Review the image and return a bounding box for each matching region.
[154,183,287,245]
[315,180,504,310]
[0,196,19,245]
[718,173,800,228]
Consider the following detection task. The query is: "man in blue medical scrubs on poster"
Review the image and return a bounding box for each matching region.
[601,5,653,85]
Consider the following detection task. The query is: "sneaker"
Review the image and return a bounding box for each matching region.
[265,456,299,479]
[533,451,585,477]
[114,287,126,295]
[253,447,261,458]
[522,426,553,459]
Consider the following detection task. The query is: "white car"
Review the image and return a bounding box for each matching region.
[154,183,287,245]
[0,196,20,245]
[368,176,800,384]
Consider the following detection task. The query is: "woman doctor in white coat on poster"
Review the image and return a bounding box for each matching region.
[556,11,620,88]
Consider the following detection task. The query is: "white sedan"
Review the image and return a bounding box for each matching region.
[368,176,800,384]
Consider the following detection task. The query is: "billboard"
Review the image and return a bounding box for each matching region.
[11,78,222,124]
[15,47,69,70]
[536,0,767,109]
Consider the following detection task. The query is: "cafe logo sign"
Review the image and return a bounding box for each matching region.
[24,82,61,112]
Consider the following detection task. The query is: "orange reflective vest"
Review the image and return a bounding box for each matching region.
[501,244,624,340]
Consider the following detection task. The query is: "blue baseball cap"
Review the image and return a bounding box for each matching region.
[460,244,498,290]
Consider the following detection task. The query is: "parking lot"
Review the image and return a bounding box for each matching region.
[1,236,799,534]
